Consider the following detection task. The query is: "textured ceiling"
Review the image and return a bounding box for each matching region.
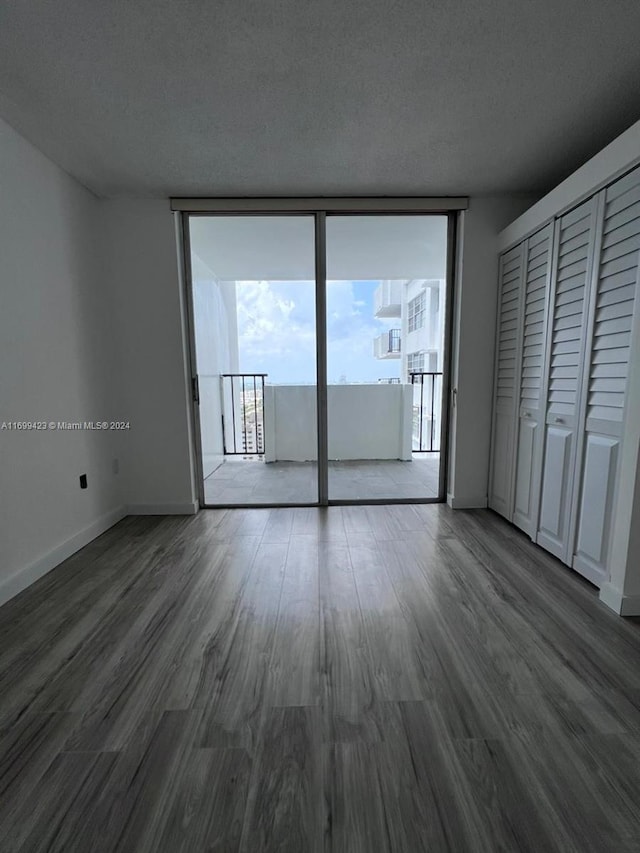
[1,1,639,198]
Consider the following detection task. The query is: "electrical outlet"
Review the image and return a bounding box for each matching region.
[112,458,119,475]
[79,473,87,489]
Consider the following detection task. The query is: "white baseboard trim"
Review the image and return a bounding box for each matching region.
[599,582,640,616]
[447,493,488,509]
[0,505,127,609]
[127,501,199,516]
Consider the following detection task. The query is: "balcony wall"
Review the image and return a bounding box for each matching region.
[263,384,412,462]
[373,330,401,359]
[374,280,403,318]
[198,375,224,478]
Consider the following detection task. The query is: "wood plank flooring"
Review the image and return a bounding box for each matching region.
[1,505,639,852]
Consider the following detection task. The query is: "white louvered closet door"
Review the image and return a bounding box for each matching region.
[571,167,640,586]
[537,196,599,562]
[489,243,524,519]
[512,222,553,537]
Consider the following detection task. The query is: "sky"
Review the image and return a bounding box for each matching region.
[235,279,400,384]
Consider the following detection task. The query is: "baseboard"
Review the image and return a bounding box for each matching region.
[599,582,640,616]
[127,501,199,515]
[447,493,488,509]
[0,505,127,608]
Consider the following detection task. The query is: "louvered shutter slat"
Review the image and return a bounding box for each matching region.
[603,204,640,235]
[546,201,595,417]
[600,253,639,279]
[558,257,589,279]
[584,175,640,425]
[555,289,584,308]
[591,362,628,378]
[518,224,552,410]
[600,233,640,264]
[596,299,634,322]
[496,245,523,405]
[592,331,631,351]
[602,216,640,247]
[604,178,640,218]
[598,283,635,306]
[592,346,629,364]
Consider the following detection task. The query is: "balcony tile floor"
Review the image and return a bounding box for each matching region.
[204,455,440,505]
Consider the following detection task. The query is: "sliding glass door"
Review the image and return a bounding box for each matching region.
[184,209,453,507]
[187,215,318,506]
[325,215,449,502]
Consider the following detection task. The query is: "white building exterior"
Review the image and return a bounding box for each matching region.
[373,278,445,382]
[373,278,446,451]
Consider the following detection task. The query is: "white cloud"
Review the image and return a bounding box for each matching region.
[235,279,400,383]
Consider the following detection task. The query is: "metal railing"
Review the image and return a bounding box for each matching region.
[410,371,443,452]
[388,328,401,353]
[221,373,266,455]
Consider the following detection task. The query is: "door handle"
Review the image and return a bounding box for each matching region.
[554,417,564,424]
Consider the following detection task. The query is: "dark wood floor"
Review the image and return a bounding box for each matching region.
[1,506,639,852]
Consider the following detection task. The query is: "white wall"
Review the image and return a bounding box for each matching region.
[447,195,539,509]
[101,200,197,514]
[0,118,125,605]
[264,384,412,461]
[264,386,317,461]
[190,253,239,477]
[329,384,412,461]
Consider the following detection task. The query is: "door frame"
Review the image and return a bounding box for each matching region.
[176,200,465,509]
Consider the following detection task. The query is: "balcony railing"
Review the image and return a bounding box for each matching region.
[374,328,401,359]
[410,371,443,452]
[221,373,266,455]
[218,372,443,459]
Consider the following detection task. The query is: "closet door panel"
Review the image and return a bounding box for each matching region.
[513,222,553,536]
[536,198,598,562]
[537,425,573,557]
[514,418,537,521]
[491,410,515,512]
[489,244,524,518]
[573,435,619,585]
[572,166,640,585]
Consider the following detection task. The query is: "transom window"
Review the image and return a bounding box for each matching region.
[408,291,426,332]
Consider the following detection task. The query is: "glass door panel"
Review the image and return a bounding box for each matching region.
[188,215,318,506]
[325,215,448,501]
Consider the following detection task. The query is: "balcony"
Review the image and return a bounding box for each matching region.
[203,377,441,503]
[374,280,403,318]
[373,329,401,359]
